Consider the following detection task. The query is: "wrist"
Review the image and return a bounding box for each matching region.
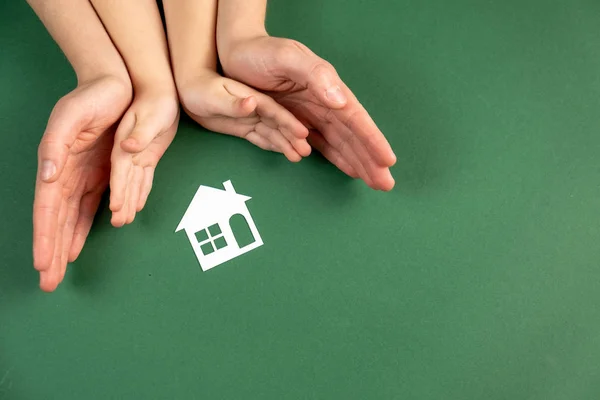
[174,67,219,93]
[217,25,268,62]
[76,68,132,97]
[74,58,130,87]
[135,78,178,100]
[131,72,178,97]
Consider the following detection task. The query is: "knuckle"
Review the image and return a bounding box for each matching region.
[307,61,337,90]
[275,40,302,65]
[310,61,336,79]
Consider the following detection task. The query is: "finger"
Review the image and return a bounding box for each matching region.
[110,113,135,213]
[69,190,104,262]
[32,180,61,272]
[120,110,169,153]
[37,96,86,183]
[294,103,374,187]
[329,118,395,191]
[112,166,132,228]
[127,167,143,224]
[255,122,302,162]
[40,197,67,292]
[307,130,358,178]
[261,117,310,157]
[320,122,374,188]
[59,195,82,281]
[245,131,276,152]
[282,126,312,157]
[253,92,309,139]
[39,267,62,294]
[137,166,155,212]
[251,93,311,156]
[332,102,397,167]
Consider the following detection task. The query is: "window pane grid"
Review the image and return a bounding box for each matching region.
[196,225,227,256]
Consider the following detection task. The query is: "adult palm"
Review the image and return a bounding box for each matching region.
[220,35,397,191]
[33,76,132,292]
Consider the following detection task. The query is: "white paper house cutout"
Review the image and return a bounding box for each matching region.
[175,180,263,271]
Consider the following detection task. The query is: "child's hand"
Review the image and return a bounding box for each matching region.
[109,89,180,227]
[178,71,310,162]
[33,76,132,292]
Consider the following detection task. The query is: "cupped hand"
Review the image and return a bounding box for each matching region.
[178,71,310,162]
[109,89,180,227]
[33,76,132,292]
[220,35,397,191]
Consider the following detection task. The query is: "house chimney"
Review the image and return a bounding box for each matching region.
[223,180,235,193]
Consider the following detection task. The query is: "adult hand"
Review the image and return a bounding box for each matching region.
[220,35,397,191]
[33,76,132,292]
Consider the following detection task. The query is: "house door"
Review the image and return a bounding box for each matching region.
[229,214,255,248]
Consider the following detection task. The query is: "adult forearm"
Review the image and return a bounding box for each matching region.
[216,0,268,55]
[26,0,129,84]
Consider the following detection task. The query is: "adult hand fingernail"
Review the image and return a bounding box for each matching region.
[326,86,347,105]
[41,160,56,181]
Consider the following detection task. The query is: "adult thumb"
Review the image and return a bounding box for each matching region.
[37,96,86,183]
[277,40,348,109]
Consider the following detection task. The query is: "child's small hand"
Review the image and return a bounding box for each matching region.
[178,71,310,162]
[109,89,180,227]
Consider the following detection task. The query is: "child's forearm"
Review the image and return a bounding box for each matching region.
[26,0,129,85]
[163,0,219,86]
[216,0,268,55]
[90,0,176,93]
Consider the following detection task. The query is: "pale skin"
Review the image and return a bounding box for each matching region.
[163,0,310,161]
[28,0,396,292]
[27,0,133,292]
[217,0,397,191]
[89,0,180,227]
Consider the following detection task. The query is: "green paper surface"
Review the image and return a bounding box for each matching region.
[1,1,600,399]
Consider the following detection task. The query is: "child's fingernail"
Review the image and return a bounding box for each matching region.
[40,160,56,181]
[326,86,346,104]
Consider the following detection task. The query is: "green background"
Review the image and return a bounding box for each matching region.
[2,0,600,398]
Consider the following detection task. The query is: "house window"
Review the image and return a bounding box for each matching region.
[195,223,228,256]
